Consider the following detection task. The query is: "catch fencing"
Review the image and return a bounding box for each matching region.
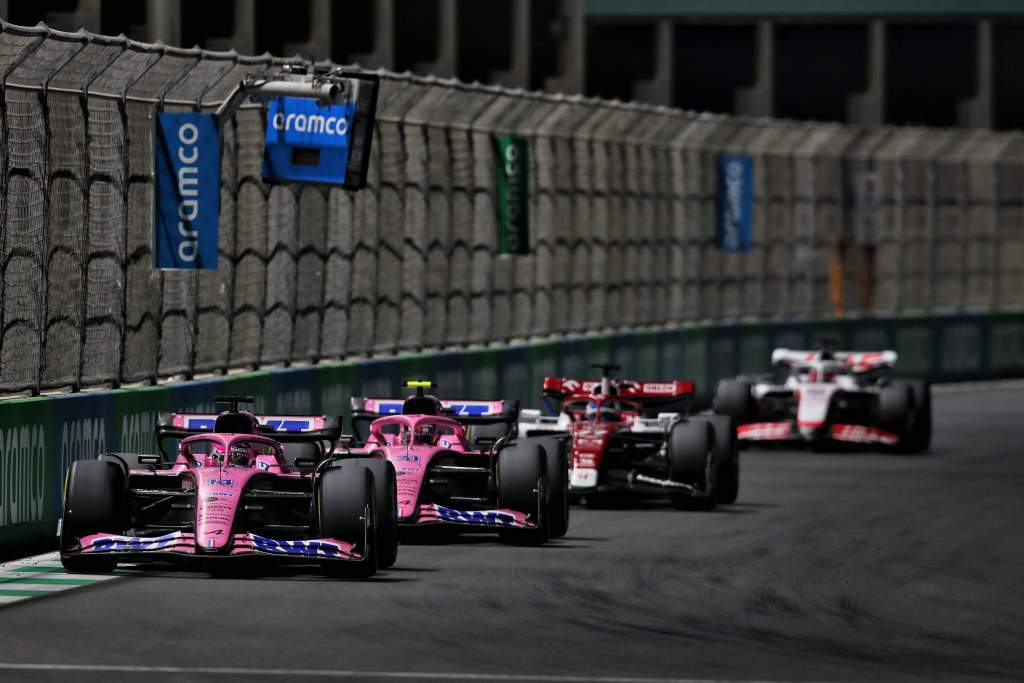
[0,20,1022,395]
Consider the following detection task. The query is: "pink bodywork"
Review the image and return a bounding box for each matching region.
[71,415,359,560]
[347,413,532,528]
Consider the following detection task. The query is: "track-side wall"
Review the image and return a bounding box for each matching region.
[3,312,1024,559]
[0,23,1023,396]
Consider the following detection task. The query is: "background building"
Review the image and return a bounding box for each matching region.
[3,0,1024,129]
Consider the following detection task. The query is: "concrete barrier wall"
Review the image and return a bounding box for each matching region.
[0,21,1022,395]
[3,311,1024,560]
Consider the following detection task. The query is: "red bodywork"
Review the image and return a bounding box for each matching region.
[543,377,695,490]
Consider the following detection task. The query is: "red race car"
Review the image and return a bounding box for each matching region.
[517,365,739,509]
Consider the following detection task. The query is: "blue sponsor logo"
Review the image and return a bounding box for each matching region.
[376,401,493,416]
[153,112,220,269]
[91,533,181,553]
[251,535,345,558]
[393,454,420,463]
[263,98,356,186]
[262,418,314,432]
[715,154,753,253]
[184,416,313,432]
[435,505,516,527]
[207,479,235,487]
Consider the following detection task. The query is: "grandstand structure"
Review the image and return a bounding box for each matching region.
[5,0,1024,128]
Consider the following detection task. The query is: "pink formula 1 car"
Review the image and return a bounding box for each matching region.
[346,382,568,544]
[59,396,397,578]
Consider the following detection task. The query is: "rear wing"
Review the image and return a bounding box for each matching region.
[542,377,695,417]
[156,412,341,458]
[771,349,897,372]
[350,397,518,443]
[542,377,695,400]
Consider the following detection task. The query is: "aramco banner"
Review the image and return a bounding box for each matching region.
[495,135,530,255]
[263,97,357,186]
[715,154,754,253]
[153,112,221,269]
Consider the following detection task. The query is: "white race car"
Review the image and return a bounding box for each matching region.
[713,345,931,453]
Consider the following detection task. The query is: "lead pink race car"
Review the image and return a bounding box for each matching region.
[59,396,398,578]
[347,381,569,544]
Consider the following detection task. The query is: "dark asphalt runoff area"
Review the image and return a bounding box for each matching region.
[1,383,1022,683]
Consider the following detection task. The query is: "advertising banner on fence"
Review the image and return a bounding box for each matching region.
[716,154,753,252]
[495,135,530,255]
[263,97,356,186]
[154,112,221,269]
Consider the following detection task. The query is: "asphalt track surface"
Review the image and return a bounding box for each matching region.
[1,383,1022,683]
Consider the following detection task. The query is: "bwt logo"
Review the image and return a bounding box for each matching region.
[722,159,745,250]
[175,122,202,263]
[435,505,516,527]
[251,535,346,558]
[271,112,349,137]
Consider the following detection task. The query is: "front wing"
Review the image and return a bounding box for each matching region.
[67,531,362,561]
[405,504,536,529]
[737,421,898,445]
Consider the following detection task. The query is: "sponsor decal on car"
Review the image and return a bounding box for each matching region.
[81,532,188,553]
[830,424,899,445]
[737,422,793,440]
[433,505,517,527]
[570,468,598,489]
[248,534,354,558]
[207,479,235,487]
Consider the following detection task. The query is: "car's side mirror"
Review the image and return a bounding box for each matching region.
[294,457,318,469]
[138,455,161,465]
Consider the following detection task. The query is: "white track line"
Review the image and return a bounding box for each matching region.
[0,665,814,683]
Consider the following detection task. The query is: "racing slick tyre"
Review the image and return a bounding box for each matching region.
[351,458,398,569]
[531,437,569,539]
[712,380,754,424]
[497,442,550,546]
[878,381,916,452]
[894,379,932,454]
[706,415,740,505]
[666,419,716,511]
[318,464,376,579]
[60,459,125,573]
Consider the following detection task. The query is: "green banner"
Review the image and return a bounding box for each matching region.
[495,135,530,255]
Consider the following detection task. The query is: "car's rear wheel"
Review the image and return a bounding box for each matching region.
[318,463,376,579]
[713,380,754,424]
[706,415,740,505]
[497,442,549,546]
[666,419,716,511]
[60,460,123,574]
[878,380,916,451]
[897,379,931,454]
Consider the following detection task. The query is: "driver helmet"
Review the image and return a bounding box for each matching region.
[414,423,437,445]
[584,400,620,422]
[228,443,252,466]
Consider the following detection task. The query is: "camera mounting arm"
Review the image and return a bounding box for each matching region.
[214,72,355,122]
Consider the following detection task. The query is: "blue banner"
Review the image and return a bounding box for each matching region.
[716,154,753,252]
[263,97,356,185]
[153,112,221,269]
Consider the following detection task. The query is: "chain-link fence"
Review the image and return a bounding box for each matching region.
[1,21,1021,395]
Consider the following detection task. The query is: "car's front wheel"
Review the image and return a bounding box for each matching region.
[318,463,376,579]
[60,460,123,574]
